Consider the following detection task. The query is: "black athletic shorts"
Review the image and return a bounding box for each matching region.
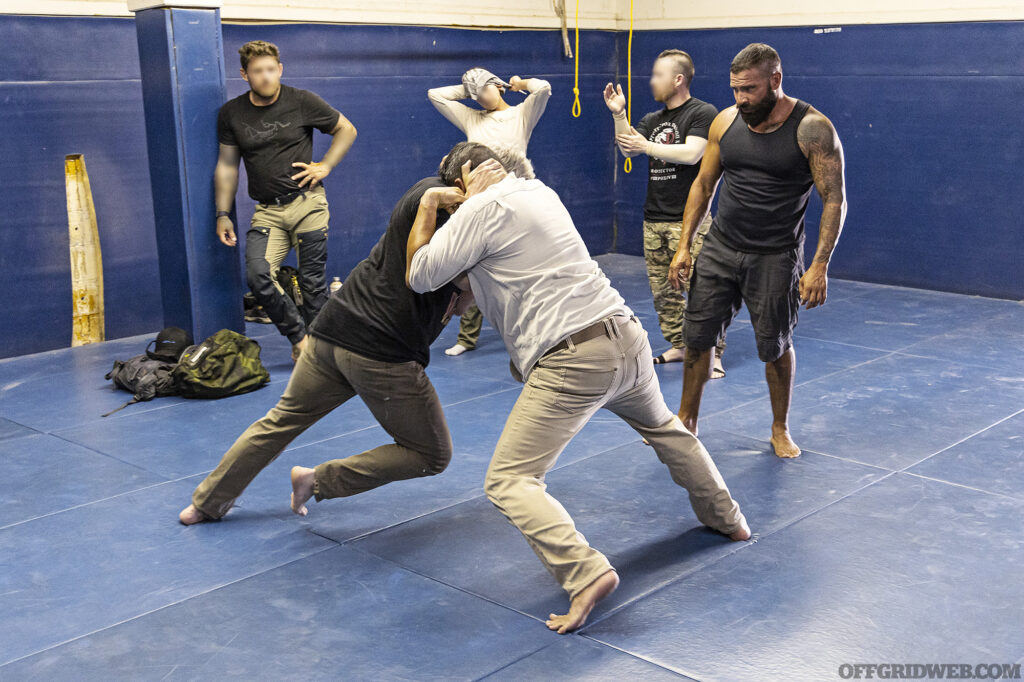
[683,224,804,363]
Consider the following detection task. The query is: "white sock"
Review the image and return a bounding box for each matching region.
[445,344,469,356]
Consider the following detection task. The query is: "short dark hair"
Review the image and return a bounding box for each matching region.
[657,49,695,87]
[730,43,781,76]
[239,40,280,71]
[438,142,504,185]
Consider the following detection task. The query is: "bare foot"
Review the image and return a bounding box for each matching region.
[770,424,801,458]
[179,504,210,525]
[727,517,752,541]
[546,570,619,634]
[290,466,315,516]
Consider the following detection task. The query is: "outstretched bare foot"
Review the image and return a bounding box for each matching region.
[546,570,619,634]
[770,424,801,458]
[727,517,752,541]
[290,466,315,516]
[179,504,210,525]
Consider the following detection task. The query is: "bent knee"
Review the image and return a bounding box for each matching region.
[484,470,504,501]
[422,439,452,476]
[484,468,520,505]
[425,450,451,476]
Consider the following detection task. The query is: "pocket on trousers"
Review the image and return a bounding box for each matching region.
[296,227,328,247]
[643,225,664,256]
[550,365,618,413]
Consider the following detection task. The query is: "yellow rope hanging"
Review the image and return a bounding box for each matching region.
[571,0,581,117]
[624,0,634,173]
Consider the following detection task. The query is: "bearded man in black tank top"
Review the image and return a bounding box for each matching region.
[666,43,848,458]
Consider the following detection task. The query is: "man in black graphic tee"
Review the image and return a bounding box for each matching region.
[604,49,726,375]
[214,40,358,361]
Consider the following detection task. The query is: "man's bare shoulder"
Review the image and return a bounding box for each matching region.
[709,107,740,140]
[796,107,839,156]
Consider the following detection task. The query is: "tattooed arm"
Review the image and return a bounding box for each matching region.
[797,109,848,309]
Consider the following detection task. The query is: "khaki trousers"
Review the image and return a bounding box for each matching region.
[245,187,331,344]
[484,315,745,600]
[191,336,452,518]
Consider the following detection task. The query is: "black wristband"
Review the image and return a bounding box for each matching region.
[216,210,230,219]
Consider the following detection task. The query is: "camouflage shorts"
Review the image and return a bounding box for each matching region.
[643,214,724,354]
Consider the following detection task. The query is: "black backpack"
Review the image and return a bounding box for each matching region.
[172,329,271,399]
[103,355,178,416]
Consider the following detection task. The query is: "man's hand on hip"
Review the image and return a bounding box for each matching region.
[216,216,237,247]
[291,161,330,188]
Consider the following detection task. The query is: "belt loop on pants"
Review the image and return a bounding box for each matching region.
[602,318,615,340]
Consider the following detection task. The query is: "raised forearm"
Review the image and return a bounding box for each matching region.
[428,84,469,102]
[611,112,638,157]
[405,194,440,288]
[427,85,471,133]
[521,78,550,93]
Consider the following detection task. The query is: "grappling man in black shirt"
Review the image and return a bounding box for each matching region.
[178,161,500,525]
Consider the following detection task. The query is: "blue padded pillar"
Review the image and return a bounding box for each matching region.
[131,2,244,341]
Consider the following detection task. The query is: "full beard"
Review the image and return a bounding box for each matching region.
[738,90,778,127]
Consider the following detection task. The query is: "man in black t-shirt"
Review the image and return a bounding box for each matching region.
[179,175,474,525]
[604,49,727,376]
[214,40,358,361]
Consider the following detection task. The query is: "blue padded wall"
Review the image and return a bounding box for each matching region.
[612,22,1024,299]
[0,17,160,359]
[0,16,617,359]
[0,17,1020,359]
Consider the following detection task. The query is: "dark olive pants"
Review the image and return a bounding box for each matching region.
[191,336,452,519]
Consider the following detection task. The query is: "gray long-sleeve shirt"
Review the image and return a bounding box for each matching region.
[427,80,551,155]
[408,174,630,378]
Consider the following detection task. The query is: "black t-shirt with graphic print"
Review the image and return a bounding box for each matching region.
[217,84,340,203]
[634,97,717,222]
